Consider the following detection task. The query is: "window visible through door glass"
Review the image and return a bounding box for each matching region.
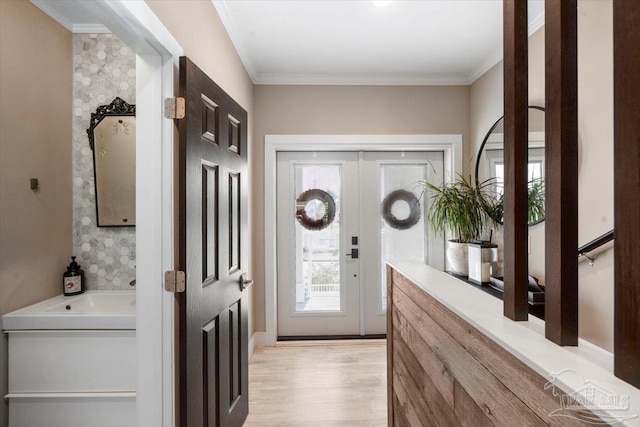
[294,165,342,312]
[380,164,428,310]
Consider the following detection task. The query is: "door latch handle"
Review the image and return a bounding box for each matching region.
[346,248,359,259]
[240,273,254,291]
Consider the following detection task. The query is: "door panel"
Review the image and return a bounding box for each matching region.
[276,152,360,337]
[202,162,219,283]
[361,151,444,335]
[202,317,218,427]
[178,57,248,427]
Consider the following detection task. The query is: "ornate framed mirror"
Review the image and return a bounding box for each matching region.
[87,97,136,227]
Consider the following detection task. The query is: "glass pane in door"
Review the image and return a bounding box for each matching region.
[293,165,342,312]
[380,164,429,310]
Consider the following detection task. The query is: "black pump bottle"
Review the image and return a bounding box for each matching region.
[63,256,85,296]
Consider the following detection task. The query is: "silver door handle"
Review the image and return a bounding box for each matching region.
[240,273,254,291]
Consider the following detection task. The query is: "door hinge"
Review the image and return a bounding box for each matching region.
[164,97,185,119]
[164,270,186,293]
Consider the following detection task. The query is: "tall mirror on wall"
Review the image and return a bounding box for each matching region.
[475,106,546,226]
[87,97,136,227]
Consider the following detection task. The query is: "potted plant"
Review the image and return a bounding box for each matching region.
[422,174,493,275]
[482,177,546,225]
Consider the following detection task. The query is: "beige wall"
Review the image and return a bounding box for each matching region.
[575,0,614,351]
[252,84,470,331]
[145,0,256,336]
[469,0,614,350]
[0,0,73,321]
[0,1,73,424]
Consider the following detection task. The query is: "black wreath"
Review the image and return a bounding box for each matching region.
[381,190,421,230]
[295,189,336,231]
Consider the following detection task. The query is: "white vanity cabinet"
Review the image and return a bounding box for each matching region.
[3,292,137,427]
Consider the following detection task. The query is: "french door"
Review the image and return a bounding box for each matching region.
[276,151,444,338]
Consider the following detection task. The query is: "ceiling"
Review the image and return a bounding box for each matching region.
[213,0,545,85]
[31,0,545,86]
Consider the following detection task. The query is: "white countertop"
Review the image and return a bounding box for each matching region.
[388,260,640,426]
[2,291,136,330]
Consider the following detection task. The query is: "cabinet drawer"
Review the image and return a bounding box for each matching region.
[7,331,136,393]
[7,393,135,427]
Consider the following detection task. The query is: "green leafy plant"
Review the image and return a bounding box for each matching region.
[482,178,545,224]
[527,178,545,223]
[421,174,493,243]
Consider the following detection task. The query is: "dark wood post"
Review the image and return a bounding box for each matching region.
[503,0,529,321]
[613,0,640,387]
[544,0,579,346]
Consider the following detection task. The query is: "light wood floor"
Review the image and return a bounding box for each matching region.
[243,340,387,426]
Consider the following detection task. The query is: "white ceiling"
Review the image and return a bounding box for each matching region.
[32,0,545,86]
[213,0,545,85]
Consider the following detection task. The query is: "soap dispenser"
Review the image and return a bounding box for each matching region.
[63,256,85,296]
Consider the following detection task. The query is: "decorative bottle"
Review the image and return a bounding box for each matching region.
[63,256,85,296]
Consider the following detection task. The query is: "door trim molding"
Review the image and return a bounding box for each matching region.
[262,134,463,346]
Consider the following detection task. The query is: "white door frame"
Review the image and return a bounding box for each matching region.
[31,1,183,425]
[95,4,182,426]
[260,134,463,346]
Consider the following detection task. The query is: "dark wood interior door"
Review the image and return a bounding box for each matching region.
[177,56,249,427]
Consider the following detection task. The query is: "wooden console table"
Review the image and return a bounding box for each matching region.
[387,261,639,427]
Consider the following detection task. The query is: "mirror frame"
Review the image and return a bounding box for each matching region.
[86,97,136,227]
[474,105,546,226]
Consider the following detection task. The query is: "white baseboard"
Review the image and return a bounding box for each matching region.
[250,332,276,357]
[249,333,255,359]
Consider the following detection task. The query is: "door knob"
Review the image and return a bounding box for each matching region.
[240,273,254,291]
[346,248,359,259]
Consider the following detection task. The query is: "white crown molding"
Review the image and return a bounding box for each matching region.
[254,73,470,86]
[466,47,504,85]
[31,1,111,34]
[212,0,257,82]
[528,9,546,37]
[467,9,546,85]
[31,0,74,32]
[72,24,111,34]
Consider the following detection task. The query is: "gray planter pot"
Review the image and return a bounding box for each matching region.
[447,241,469,276]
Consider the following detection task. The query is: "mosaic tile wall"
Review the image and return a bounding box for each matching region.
[72,33,136,290]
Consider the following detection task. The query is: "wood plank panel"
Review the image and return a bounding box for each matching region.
[613,0,640,388]
[392,369,434,427]
[503,0,529,321]
[393,272,595,427]
[392,394,411,427]
[544,0,579,346]
[393,333,462,426]
[454,380,495,427]
[392,315,455,409]
[392,290,546,426]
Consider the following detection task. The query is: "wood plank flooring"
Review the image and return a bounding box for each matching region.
[243,340,387,426]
